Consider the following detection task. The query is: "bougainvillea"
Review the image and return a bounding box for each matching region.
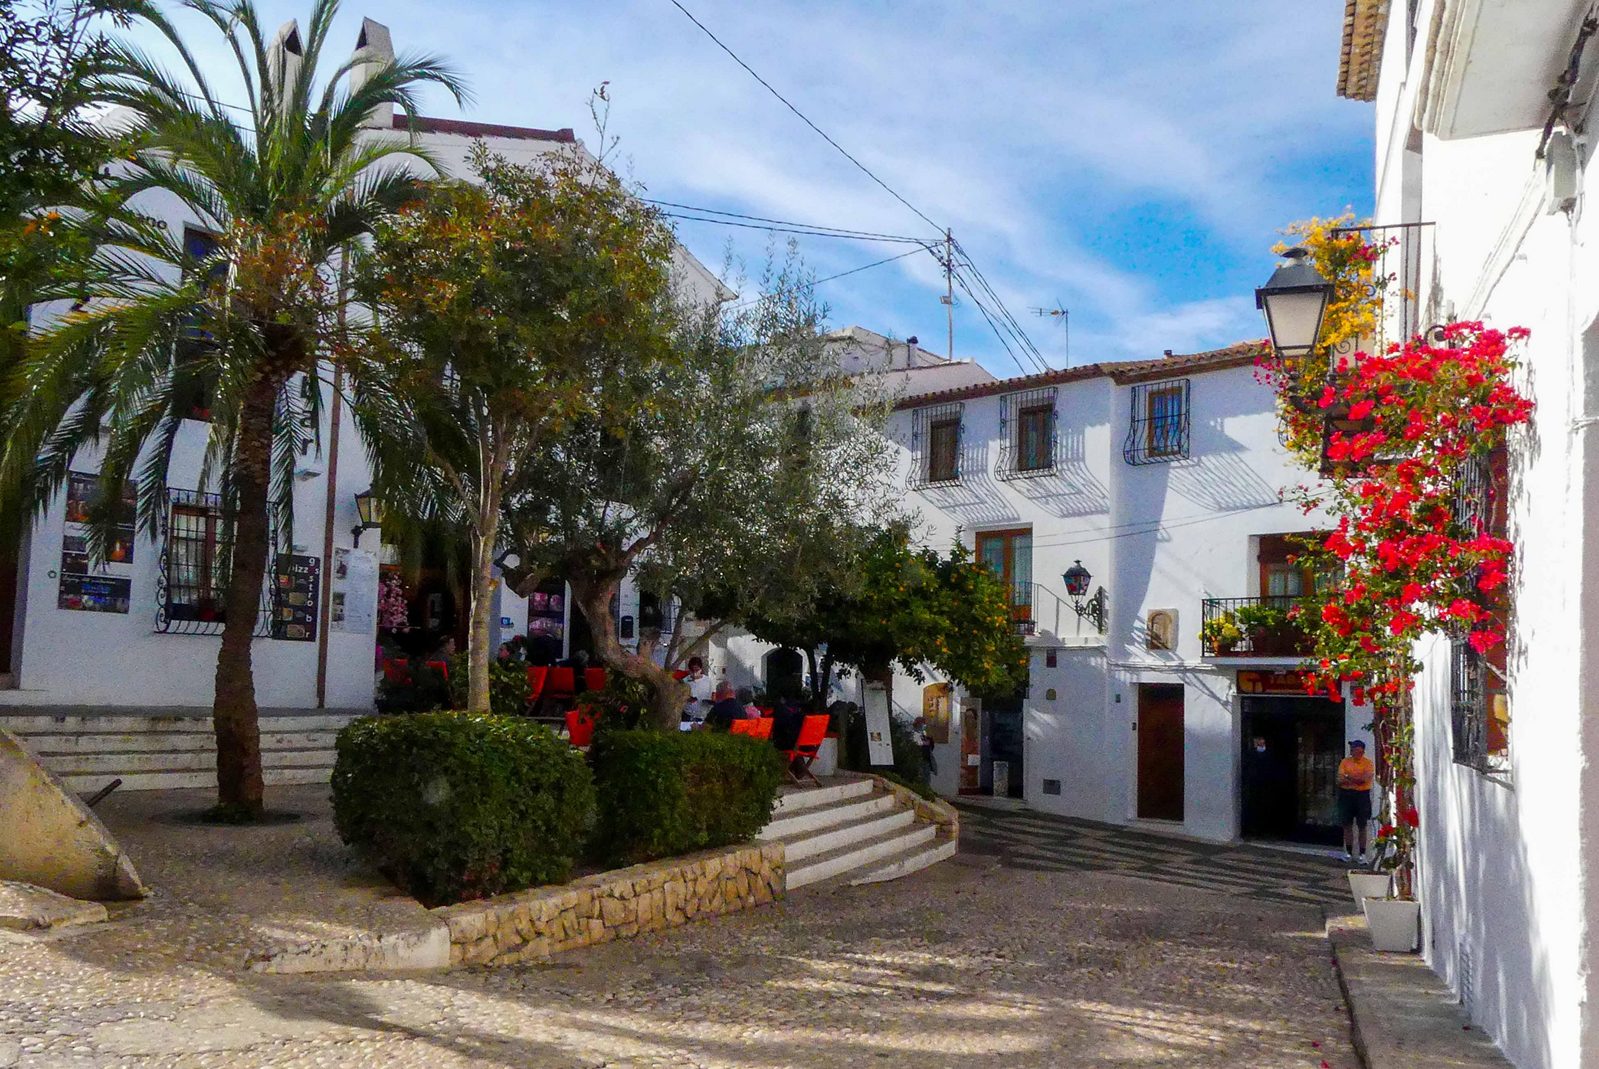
[1256,222,1532,896]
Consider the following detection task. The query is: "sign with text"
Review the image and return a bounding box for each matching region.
[862,682,895,767]
[1237,669,1338,700]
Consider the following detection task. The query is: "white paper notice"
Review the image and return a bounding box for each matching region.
[862,682,895,767]
[331,546,378,633]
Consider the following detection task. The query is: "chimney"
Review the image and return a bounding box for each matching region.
[266,20,304,113]
[1162,349,1173,357]
[349,18,396,129]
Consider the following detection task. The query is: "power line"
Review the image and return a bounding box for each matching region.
[658,211,932,245]
[643,199,932,243]
[953,240,1051,372]
[949,269,1035,378]
[1027,501,1289,550]
[666,0,943,235]
[729,247,927,309]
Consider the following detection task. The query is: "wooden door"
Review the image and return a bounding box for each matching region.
[959,697,981,794]
[1137,684,1185,821]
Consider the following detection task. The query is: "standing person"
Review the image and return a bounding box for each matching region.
[1337,740,1377,863]
[911,716,936,782]
[683,656,715,720]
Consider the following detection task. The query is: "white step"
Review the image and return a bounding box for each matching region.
[38,748,335,776]
[761,794,898,840]
[779,809,916,863]
[849,836,959,885]
[0,713,358,734]
[20,730,339,755]
[787,823,937,890]
[772,778,874,815]
[58,766,333,793]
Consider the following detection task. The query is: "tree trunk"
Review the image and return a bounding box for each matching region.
[571,575,686,730]
[466,514,498,714]
[803,647,820,709]
[212,378,277,818]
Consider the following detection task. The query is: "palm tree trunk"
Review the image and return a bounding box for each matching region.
[571,576,686,730]
[212,377,276,817]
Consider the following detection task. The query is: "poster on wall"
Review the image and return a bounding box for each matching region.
[862,682,895,767]
[57,472,136,614]
[330,547,377,633]
[271,553,320,641]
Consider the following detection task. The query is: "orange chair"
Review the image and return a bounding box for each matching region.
[584,667,607,694]
[565,708,599,747]
[730,717,773,741]
[783,714,831,785]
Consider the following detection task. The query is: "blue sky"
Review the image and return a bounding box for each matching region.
[131,1,1374,376]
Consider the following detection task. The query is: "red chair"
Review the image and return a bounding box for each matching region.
[671,669,689,682]
[526,665,549,704]
[546,667,577,702]
[730,718,773,741]
[783,714,831,785]
[584,667,607,694]
[382,658,411,686]
[565,708,599,747]
[424,659,449,680]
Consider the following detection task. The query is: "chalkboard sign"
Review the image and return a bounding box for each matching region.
[272,553,320,641]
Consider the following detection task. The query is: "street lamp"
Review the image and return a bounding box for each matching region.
[1061,560,1107,634]
[351,488,383,547]
[1255,247,1333,359]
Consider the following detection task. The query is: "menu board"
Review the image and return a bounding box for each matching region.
[331,547,378,634]
[271,553,320,641]
[57,472,136,614]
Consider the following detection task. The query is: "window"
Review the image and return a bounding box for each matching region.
[997,387,1057,480]
[155,488,275,637]
[1450,449,1511,772]
[976,528,1032,625]
[910,402,964,487]
[1123,379,1190,464]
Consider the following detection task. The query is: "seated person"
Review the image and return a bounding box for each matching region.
[770,698,807,751]
[737,686,760,719]
[704,682,746,732]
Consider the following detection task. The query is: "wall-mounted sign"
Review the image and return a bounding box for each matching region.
[862,682,894,767]
[1237,669,1337,699]
[57,472,136,614]
[330,547,377,634]
[271,553,319,641]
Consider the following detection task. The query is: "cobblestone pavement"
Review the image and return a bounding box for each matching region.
[955,803,1351,908]
[0,787,1358,1068]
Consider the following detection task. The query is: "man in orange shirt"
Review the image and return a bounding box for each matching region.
[1337,740,1376,863]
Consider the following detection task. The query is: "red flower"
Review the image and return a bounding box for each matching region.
[1401,806,1420,828]
[1467,629,1502,654]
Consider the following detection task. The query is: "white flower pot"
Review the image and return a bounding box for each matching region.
[1347,871,1392,910]
[1363,896,1421,952]
[812,735,838,777]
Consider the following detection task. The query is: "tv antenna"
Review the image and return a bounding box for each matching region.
[1030,302,1069,360]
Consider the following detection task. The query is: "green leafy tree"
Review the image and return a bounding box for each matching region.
[350,143,678,713]
[506,254,899,729]
[744,526,1029,701]
[0,0,465,818]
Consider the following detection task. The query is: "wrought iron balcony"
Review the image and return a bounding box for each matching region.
[1008,581,1035,636]
[1200,596,1313,658]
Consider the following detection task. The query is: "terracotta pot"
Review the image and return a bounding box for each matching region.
[1363,896,1420,953]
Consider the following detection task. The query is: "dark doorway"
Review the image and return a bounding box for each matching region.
[1240,695,1343,845]
[762,648,805,701]
[0,539,17,676]
[983,694,1025,799]
[1137,684,1185,820]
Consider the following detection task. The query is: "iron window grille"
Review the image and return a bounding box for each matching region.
[1123,379,1190,464]
[910,402,964,488]
[1448,451,1511,773]
[154,488,276,637]
[997,387,1058,480]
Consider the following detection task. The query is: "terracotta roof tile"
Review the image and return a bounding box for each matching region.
[890,341,1269,410]
[1337,0,1390,102]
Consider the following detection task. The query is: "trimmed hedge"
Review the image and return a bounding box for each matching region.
[332,712,594,906]
[589,729,785,866]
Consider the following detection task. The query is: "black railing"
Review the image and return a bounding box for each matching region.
[1200,596,1313,657]
[1008,581,1035,635]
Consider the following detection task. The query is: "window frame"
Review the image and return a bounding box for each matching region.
[1123,379,1191,464]
[154,487,276,637]
[910,402,965,488]
[1449,448,1512,775]
[997,387,1058,480]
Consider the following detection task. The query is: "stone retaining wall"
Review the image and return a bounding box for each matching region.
[870,774,960,840]
[434,841,785,966]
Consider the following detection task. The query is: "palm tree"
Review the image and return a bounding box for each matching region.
[0,0,465,818]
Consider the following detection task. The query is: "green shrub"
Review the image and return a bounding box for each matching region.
[332,712,594,906]
[589,729,785,866]
[446,653,531,716]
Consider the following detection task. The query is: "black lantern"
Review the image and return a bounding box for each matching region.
[1061,560,1107,634]
[1255,247,1334,359]
[352,488,383,547]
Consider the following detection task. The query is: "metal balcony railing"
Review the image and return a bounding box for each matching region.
[1008,581,1035,636]
[1199,596,1313,657]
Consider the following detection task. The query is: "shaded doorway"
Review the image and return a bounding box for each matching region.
[762,648,805,701]
[1137,684,1185,821]
[1240,695,1343,845]
[982,693,1025,799]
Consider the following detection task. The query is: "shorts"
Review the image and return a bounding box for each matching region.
[1337,788,1372,825]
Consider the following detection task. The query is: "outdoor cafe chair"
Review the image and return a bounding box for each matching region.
[584,667,607,694]
[729,717,773,741]
[565,708,599,747]
[783,714,830,786]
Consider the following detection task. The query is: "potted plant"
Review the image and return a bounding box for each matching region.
[1200,613,1242,655]
[1362,804,1421,952]
[1234,602,1290,655]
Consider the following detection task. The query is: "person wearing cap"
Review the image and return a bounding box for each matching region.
[1337,740,1377,863]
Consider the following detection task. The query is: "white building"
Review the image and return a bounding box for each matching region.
[719,341,1373,845]
[0,20,723,755]
[1336,1,1599,1065]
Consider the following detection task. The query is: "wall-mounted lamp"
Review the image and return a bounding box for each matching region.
[1254,246,1333,359]
[1062,559,1107,634]
[351,488,383,547]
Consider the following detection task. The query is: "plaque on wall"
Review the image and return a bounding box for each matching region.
[271,553,320,641]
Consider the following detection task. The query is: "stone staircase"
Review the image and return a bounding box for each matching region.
[0,710,361,793]
[759,775,957,890]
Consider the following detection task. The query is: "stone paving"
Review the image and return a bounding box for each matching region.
[0,787,1359,1067]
